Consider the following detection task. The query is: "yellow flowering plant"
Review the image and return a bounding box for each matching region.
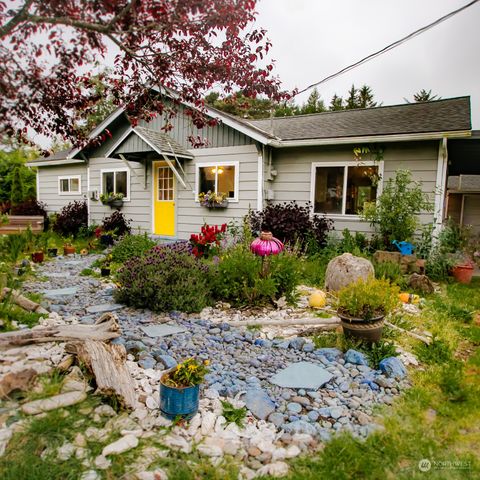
[163,358,209,388]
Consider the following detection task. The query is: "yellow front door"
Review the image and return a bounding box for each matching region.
[153,162,176,236]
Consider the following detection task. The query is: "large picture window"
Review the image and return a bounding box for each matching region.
[101,169,129,200]
[58,175,81,195]
[312,163,381,215]
[196,162,238,201]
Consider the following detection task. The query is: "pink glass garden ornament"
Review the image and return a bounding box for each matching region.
[250,231,284,276]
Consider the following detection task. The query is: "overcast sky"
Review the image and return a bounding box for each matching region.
[255,0,480,127]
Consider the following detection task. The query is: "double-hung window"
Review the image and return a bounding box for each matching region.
[58,175,81,195]
[196,162,239,201]
[101,169,130,201]
[311,162,382,215]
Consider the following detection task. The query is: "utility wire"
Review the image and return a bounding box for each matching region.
[296,0,480,96]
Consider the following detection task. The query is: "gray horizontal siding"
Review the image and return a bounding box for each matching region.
[37,164,88,213]
[176,145,258,239]
[88,157,152,232]
[270,141,439,235]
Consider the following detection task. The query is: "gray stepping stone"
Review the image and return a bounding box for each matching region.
[43,272,71,278]
[270,361,333,390]
[64,260,84,266]
[43,287,78,298]
[86,303,124,314]
[140,324,186,338]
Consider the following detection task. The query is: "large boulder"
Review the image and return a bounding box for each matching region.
[325,253,374,292]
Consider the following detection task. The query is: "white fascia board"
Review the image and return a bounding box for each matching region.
[271,130,472,148]
[26,159,86,167]
[133,129,187,189]
[67,107,125,159]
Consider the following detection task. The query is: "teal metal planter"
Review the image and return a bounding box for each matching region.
[160,374,200,420]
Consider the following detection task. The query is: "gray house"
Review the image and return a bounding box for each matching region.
[29,96,474,239]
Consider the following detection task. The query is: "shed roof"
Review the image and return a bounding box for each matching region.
[244,96,471,141]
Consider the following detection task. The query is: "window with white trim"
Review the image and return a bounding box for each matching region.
[312,163,380,215]
[196,162,239,201]
[101,169,129,200]
[58,175,81,195]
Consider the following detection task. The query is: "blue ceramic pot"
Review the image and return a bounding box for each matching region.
[160,375,200,420]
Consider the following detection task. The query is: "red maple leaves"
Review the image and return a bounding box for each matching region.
[0,0,285,148]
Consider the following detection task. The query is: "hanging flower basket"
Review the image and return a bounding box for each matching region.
[100,193,124,209]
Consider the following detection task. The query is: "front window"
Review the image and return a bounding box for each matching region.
[198,164,237,200]
[102,170,129,200]
[58,176,81,195]
[313,164,379,215]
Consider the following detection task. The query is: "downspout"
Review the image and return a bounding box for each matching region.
[433,137,448,238]
[257,143,264,211]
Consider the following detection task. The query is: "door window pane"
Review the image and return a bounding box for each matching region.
[157,167,174,201]
[346,166,378,214]
[314,166,344,214]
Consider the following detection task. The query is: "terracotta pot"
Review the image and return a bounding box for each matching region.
[63,245,76,255]
[338,311,385,343]
[31,251,44,263]
[451,264,474,284]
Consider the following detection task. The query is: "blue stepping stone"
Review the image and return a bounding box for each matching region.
[140,324,186,338]
[345,349,369,365]
[379,357,407,379]
[43,287,78,298]
[86,303,123,314]
[270,362,333,390]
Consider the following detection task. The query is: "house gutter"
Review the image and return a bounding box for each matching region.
[26,159,86,167]
[267,130,472,148]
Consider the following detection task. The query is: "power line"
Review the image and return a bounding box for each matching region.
[296,0,480,96]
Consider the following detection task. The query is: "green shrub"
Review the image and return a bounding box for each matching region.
[101,211,131,236]
[415,337,452,365]
[336,277,400,319]
[364,340,398,368]
[438,360,468,402]
[110,234,156,263]
[211,245,300,307]
[114,243,211,313]
[361,169,433,247]
[374,261,402,283]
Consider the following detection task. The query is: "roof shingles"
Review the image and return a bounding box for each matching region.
[245,96,471,141]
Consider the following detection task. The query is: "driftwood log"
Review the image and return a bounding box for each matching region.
[0,312,120,348]
[66,340,137,409]
[227,317,341,328]
[1,287,49,315]
[385,320,432,345]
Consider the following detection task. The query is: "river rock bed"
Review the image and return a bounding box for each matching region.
[17,254,411,476]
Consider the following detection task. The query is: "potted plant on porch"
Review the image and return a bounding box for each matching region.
[160,358,209,420]
[336,276,400,342]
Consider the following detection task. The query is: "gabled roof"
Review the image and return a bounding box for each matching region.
[110,126,194,159]
[244,96,471,143]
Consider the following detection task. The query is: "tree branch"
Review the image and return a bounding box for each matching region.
[0,0,35,38]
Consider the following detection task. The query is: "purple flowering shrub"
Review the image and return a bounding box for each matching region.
[114,242,212,313]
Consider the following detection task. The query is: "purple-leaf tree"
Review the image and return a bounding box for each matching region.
[0,0,285,148]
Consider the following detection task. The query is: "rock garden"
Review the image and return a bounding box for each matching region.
[0,183,479,479]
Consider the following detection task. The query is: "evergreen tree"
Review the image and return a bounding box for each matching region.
[9,166,24,205]
[357,84,378,108]
[345,84,359,109]
[412,89,440,103]
[329,94,344,111]
[300,88,326,114]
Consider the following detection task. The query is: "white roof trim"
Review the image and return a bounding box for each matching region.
[133,128,187,189]
[26,159,86,167]
[270,130,472,148]
[67,107,125,159]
